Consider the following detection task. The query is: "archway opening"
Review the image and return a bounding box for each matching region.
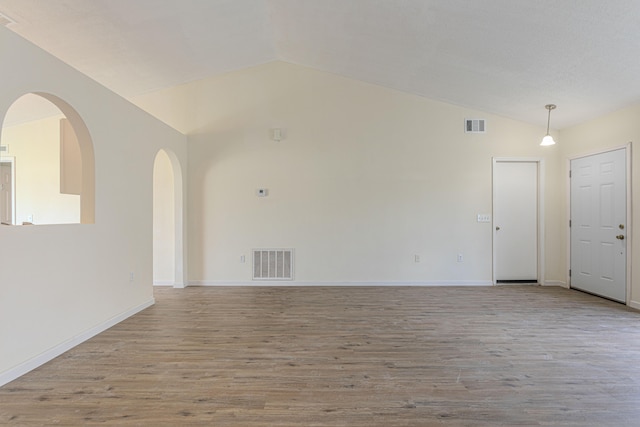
[153,149,176,285]
[0,92,95,225]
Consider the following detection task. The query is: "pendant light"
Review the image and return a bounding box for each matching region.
[540,104,556,146]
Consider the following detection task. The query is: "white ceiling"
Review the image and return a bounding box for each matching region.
[1,0,640,129]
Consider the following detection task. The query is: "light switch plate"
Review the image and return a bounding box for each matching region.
[477,214,491,222]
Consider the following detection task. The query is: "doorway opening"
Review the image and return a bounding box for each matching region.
[153,149,185,288]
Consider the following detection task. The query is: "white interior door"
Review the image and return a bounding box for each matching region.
[0,162,13,225]
[494,161,538,282]
[570,148,626,302]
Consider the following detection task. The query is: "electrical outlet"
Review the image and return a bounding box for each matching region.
[457,254,463,263]
[240,255,246,263]
[129,272,135,282]
[414,254,420,263]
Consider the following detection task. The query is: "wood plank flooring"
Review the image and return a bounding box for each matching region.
[2,286,640,426]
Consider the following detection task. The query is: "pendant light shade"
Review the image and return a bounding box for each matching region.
[540,104,556,146]
[540,134,555,146]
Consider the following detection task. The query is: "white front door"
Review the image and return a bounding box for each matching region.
[493,161,538,282]
[0,162,12,225]
[570,148,627,302]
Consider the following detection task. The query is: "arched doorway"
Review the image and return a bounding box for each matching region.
[153,149,185,287]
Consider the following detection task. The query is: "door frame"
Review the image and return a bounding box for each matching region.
[492,157,545,285]
[566,143,632,305]
[0,156,16,225]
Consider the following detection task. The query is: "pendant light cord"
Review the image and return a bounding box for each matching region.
[544,104,556,136]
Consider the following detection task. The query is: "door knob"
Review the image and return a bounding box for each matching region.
[616,235,625,240]
[619,224,625,230]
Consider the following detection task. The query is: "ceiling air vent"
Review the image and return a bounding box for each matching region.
[253,249,294,280]
[0,11,16,27]
[465,119,486,133]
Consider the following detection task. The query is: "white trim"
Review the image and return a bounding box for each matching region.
[566,144,632,305]
[568,143,631,161]
[0,298,154,387]
[153,281,187,288]
[539,160,546,287]
[542,280,568,288]
[629,300,640,311]
[565,155,571,292]
[188,280,493,287]
[153,281,174,286]
[626,143,633,306]
[492,157,545,286]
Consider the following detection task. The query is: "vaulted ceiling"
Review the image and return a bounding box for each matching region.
[1,0,639,129]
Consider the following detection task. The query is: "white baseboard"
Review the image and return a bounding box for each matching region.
[154,281,186,288]
[542,280,568,288]
[153,281,174,286]
[629,300,640,310]
[0,298,154,388]
[188,280,494,287]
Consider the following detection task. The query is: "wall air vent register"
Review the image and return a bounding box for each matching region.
[253,249,294,280]
[465,119,486,133]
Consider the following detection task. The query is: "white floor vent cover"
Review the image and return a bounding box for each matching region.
[253,249,294,280]
[465,119,486,133]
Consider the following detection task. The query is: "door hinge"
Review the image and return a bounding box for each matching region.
[569,219,572,227]
[569,269,572,277]
[569,170,572,178]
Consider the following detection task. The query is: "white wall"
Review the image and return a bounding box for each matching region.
[133,61,564,285]
[2,115,80,224]
[0,26,187,384]
[559,105,640,307]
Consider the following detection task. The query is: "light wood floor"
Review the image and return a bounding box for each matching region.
[2,286,640,426]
